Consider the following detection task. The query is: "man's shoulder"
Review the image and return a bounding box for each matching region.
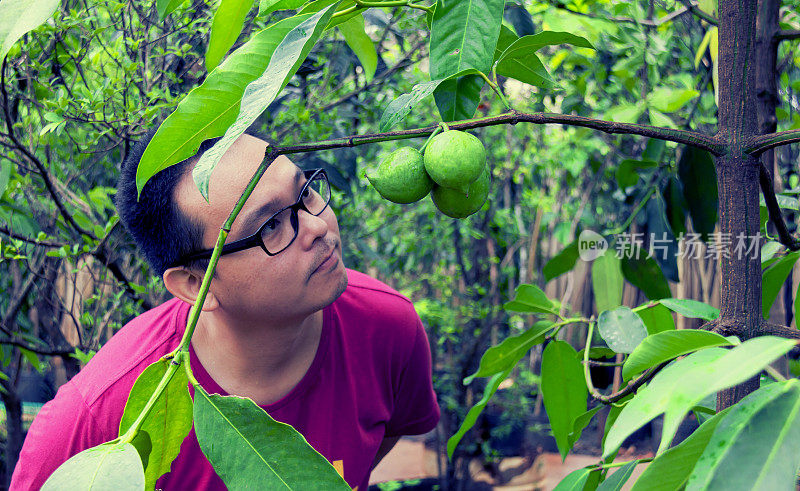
[342,269,415,307]
[69,297,188,407]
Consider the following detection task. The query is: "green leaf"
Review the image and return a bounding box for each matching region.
[0,0,59,61]
[194,387,350,489]
[630,407,732,491]
[544,240,580,283]
[379,68,479,131]
[495,47,554,89]
[157,0,187,19]
[761,251,800,319]
[338,14,377,82]
[119,359,193,490]
[541,341,587,460]
[464,320,553,384]
[260,0,304,17]
[662,175,688,237]
[648,108,677,129]
[620,249,672,300]
[429,0,504,121]
[0,160,11,197]
[659,298,720,320]
[647,87,699,113]
[495,31,594,88]
[622,330,735,380]
[429,0,505,77]
[205,0,253,72]
[603,336,797,459]
[597,460,638,491]
[636,303,675,335]
[136,14,309,196]
[433,74,485,122]
[605,101,646,123]
[677,146,718,241]
[553,466,594,491]
[687,380,800,491]
[597,307,648,354]
[41,442,145,490]
[615,159,657,189]
[504,283,557,314]
[568,406,602,449]
[192,4,339,200]
[492,24,518,62]
[447,367,512,459]
[592,250,623,313]
[695,27,714,69]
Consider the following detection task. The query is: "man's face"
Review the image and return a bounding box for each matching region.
[175,134,347,324]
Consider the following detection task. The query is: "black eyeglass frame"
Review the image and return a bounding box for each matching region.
[172,168,330,267]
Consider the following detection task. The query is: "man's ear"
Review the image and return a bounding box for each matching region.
[163,267,219,311]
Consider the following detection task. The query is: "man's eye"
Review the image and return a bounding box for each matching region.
[263,218,280,232]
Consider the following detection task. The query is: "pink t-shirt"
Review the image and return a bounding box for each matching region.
[11,269,439,491]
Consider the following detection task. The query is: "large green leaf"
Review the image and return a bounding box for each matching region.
[615,159,657,189]
[630,407,732,491]
[259,0,304,17]
[622,330,734,380]
[603,336,797,459]
[41,442,145,490]
[568,406,602,449]
[541,341,587,460]
[543,240,580,283]
[119,359,193,490]
[492,24,519,62]
[761,251,800,319]
[429,0,505,77]
[379,68,479,132]
[157,0,187,18]
[647,87,699,113]
[503,283,558,314]
[662,175,688,237]
[194,387,350,489]
[192,4,339,200]
[620,249,672,300]
[635,303,675,335]
[686,380,800,491]
[597,307,648,354]
[592,250,623,313]
[429,0,504,121]
[136,14,309,196]
[553,466,594,491]
[338,13,377,83]
[659,297,719,320]
[677,146,718,241]
[464,320,553,384]
[447,367,512,458]
[0,0,59,60]
[205,0,253,72]
[495,32,594,88]
[597,460,639,491]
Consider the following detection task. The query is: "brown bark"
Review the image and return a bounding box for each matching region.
[715,0,763,411]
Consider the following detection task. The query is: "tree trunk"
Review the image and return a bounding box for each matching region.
[715,0,763,411]
[1,381,23,488]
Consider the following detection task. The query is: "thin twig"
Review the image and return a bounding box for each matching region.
[758,163,800,250]
[746,129,800,155]
[776,30,800,41]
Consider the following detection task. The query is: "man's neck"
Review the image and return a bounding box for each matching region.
[190,309,324,405]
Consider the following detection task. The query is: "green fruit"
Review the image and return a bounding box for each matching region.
[424,130,486,194]
[432,166,490,219]
[366,147,433,204]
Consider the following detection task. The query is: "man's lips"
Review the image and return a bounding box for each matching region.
[310,244,338,276]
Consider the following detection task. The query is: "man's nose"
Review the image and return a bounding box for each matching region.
[296,208,329,248]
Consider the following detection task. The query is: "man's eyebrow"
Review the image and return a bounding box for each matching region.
[237,168,304,235]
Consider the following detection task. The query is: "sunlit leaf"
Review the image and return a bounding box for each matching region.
[597,307,648,354]
[41,442,144,490]
[465,320,553,384]
[0,0,59,60]
[592,250,623,313]
[659,298,719,320]
[622,330,734,380]
[338,13,377,83]
[205,0,253,72]
[542,341,587,460]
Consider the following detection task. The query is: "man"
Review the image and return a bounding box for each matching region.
[11,128,440,490]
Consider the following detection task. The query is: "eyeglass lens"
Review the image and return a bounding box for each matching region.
[259,173,331,253]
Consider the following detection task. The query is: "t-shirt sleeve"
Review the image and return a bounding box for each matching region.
[385,317,440,437]
[11,382,109,489]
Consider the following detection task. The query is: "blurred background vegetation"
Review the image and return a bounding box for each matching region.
[1,0,800,488]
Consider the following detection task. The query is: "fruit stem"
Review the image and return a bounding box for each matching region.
[353,0,432,12]
[439,121,449,132]
[420,126,443,152]
[477,70,512,111]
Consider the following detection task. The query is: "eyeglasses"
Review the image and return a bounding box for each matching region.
[174,168,331,267]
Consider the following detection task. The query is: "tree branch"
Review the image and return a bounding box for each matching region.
[587,361,670,403]
[776,29,800,41]
[0,224,65,248]
[758,162,800,250]
[677,0,718,25]
[746,129,800,155]
[761,322,800,340]
[0,57,96,239]
[274,110,726,156]
[549,0,697,27]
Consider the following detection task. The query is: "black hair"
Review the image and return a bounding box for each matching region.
[116,126,274,276]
